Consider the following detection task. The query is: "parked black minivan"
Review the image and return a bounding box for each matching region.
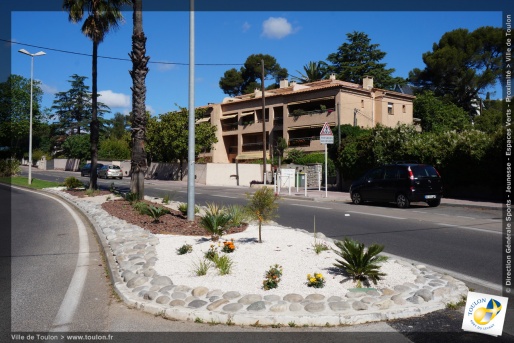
[349,163,443,208]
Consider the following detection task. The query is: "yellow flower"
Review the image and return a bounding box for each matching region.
[307,274,311,279]
[315,273,323,279]
[310,278,317,283]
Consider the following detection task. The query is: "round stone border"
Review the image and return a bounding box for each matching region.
[46,188,468,327]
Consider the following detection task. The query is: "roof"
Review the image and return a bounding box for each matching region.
[219,79,414,105]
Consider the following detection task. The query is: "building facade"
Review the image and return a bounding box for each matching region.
[198,75,415,163]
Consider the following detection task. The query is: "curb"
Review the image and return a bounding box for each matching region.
[47,188,469,327]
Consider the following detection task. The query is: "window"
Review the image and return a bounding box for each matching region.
[361,99,364,108]
[402,104,406,113]
[384,166,398,179]
[366,168,384,181]
[388,102,394,115]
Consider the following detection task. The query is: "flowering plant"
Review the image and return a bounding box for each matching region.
[204,244,218,261]
[306,272,325,288]
[221,239,235,253]
[263,264,283,290]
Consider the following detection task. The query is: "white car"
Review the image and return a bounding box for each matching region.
[98,165,123,179]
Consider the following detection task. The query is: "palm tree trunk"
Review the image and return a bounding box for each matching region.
[129,0,149,199]
[90,40,99,190]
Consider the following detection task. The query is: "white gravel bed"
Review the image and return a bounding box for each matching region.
[154,224,417,297]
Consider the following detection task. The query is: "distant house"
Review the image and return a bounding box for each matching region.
[198,75,415,163]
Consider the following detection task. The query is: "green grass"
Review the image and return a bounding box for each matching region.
[0,176,62,189]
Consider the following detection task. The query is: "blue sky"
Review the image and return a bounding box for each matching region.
[9,10,504,120]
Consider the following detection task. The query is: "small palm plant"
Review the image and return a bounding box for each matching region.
[333,238,388,288]
[200,212,233,241]
[145,205,170,223]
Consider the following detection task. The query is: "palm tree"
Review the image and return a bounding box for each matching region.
[333,237,388,288]
[293,61,328,84]
[62,0,129,190]
[129,0,150,199]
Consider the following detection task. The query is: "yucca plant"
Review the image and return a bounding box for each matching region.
[178,202,199,216]
[333,238,388,288]
[200,212,232,241]
[132,201,149,215]
[226,204,249,227]
[205,202,225,216]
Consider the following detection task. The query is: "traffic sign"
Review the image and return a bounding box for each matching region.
[320,122,333,144]
[320,122,333,136]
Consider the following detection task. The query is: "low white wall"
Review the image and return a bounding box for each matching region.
[205,163,263,187]
[53,158,81,171]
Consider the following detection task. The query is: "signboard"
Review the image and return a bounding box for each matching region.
[320,122,333,144]
[280,168,295,187]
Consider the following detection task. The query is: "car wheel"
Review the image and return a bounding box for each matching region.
[427,198,441,207]
[396,194,410,208]
[118,177,123,180]
[351,192,362,205]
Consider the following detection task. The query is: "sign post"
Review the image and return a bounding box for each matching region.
[319,123,333,198]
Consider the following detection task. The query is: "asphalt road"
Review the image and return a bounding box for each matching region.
[23,169,503,291]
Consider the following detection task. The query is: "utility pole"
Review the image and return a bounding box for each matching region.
[261,59,267,184]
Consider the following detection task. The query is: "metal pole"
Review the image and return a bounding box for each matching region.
[325,143,328,198]
[337,103,341,145]
[261,59,267,183]
[28,55,33,185]
[186,0,195,221]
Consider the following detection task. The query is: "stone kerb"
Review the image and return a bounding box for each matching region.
[46,188,468,327]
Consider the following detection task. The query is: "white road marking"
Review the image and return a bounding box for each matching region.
[437,223,502,235]
[456,215,476,219]
[290,204,332,210]
[212,195,238,199]
[412,210,428,214]
[13,187,89,332]
[347,210,406,220]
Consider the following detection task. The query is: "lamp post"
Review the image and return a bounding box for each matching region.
[18,48,45,185]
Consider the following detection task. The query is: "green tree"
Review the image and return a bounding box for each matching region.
[293,61,328,83]
[413,91,470,133]
[474,99,503,133]
[246,187,279,243]
[408,26,502,114]
[63,0,129,190]
[326,31,405,89]
[0,75,44,158]
[129,0,150,200]
[219,54,288,96]
[104,112,130,139]
[146,107,217,179]
[51,74,110,135]
[98,136,130,160]
[62,134,90,161]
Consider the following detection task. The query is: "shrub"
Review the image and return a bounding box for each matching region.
[246,187,279,243]
[333,238,388,288]
[0,159,21,177]
[306,272,325,288]
[63,176,84,190]
[176,243,193,255]
[221,240,235,253]
[204,245,218,261]
[262,264,282,290]
[124,192,139,204]
[200,212,233,241]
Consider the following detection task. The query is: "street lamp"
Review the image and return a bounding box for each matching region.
[18,48,45,185]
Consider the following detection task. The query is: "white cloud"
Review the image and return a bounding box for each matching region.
[261,17,294,39]
[98,90,131,108]
[146,105,155,115]
[242,21,251,33]
[155,61,176,72]
[39,82,58,95]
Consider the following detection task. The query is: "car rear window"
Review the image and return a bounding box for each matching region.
[411,165,439,178]
[111,165,120,169]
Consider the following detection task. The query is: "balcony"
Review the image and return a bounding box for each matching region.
[221,122,238,132]
[288,136,320,147]
[242,142,265,152]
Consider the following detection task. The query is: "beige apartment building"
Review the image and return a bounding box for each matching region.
[197,75,415,163]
